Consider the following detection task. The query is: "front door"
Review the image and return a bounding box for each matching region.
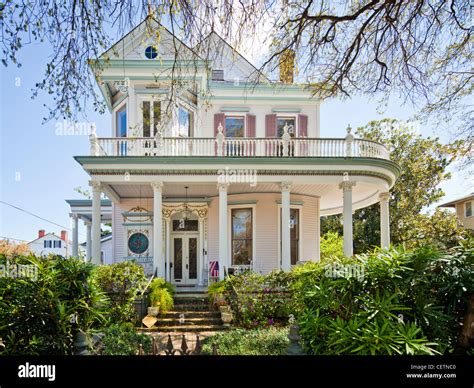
[171,234,199,285]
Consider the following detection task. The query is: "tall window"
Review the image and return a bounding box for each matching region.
[116,105,127,137]
[280,208,300,265]
[142,101,161,137]
[277,117,296,137]
[466,201,472,217]
[225,116,245,137]
[231,208,253,265]
[177,106,192,137]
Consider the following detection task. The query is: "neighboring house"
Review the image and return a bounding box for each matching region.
[28,230,73,257]
[80,234,113,265]
[438,193,474,231]
[68,17,399,285]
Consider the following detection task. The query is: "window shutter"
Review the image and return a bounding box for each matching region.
[265,114,277,137]
[298,114,308,137]
[214,113,225,137]
[246,114,256,137]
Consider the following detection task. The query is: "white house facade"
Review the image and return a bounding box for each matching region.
[69,18,400,285]
[28,230,74,258]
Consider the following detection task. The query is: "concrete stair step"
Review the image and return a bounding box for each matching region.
[140,325,228,333]
[173,303,211,311]
[154,317,222,326]
[165,311,220,319]
[173,298,209,305]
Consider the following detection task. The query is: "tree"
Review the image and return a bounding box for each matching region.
[321,119,466,252]
[1,1,472,157]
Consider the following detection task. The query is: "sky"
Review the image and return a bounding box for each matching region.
[0,20,472,245]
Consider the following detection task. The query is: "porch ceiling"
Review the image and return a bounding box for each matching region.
[107,181,382,216]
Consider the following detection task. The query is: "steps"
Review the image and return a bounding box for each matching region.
[141,292,227,333]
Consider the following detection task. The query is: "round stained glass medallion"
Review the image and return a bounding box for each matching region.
[128,232,149,254]
[144,46,158,59]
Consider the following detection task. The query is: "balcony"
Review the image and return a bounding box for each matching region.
[90,134,390,160]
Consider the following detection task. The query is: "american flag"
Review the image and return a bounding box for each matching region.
[209,261,219,277]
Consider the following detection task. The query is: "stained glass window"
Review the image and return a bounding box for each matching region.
[128,232,149,254]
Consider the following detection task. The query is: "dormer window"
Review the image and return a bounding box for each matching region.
[144,46,158,59]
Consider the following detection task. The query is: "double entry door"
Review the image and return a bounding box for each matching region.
[171,233,198,285]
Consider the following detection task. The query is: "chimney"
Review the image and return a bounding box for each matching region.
[279,49,295,84]
[61,230,68,242]
[38,229,46,238]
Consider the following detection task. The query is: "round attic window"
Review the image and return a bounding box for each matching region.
[144,46,158,59]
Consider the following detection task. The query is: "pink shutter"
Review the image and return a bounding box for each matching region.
[246,114,256,156]
[298,114,308,137]
[214,113,225,136]
[214,113,225,156]
[298,114,308,156]
[265,114,277,137]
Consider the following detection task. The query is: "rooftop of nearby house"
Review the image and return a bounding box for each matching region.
[28,230,71,245]
[438,193,474,208]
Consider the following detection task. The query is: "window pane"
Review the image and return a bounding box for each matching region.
[172,219,198,231]
[178,107,191,137]
[277,117,296,137]
[188,237,197,279]
[231,208,252,265]
[467,202,472,217]
[117,107,127,137]
[174,238,183,280]
[281,208,300,265]
[153,101,161,135]
[143,101,150,137]
[225,117,245,138]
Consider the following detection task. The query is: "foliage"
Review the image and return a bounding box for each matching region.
[0,254,108,355]
[0,240,30,257]
[100,323,152,355]
[148,278,175,314]
[319,231,344,260]
[202,327,289,355]
[224,271,293,328]
[322,119,466,253]
[293,242,474,355]
[92,261,147,323]
[208,280,227,306]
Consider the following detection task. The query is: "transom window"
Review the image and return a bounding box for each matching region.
[225,116,245,138]
[280,208,300,265]
[231,208,253,265]
[172,219,198,231]
[144,46,158,59]
[466,201,472,217]
[277,117,296,137]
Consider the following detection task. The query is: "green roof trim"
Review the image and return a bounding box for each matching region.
[65,199,112,206]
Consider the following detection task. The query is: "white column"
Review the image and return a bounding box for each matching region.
[339,181,356,257]
[71,213,79,257]
[198,218,204,285]
[165,218,171,282]
[85,221,92,261]
[152,182,164,278]
[315,198,321,261]
[218,183,229,280]
[90,181,102,264]
[379,192,391,249]
[281,182,292,271]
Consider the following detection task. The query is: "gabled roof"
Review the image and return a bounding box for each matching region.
[438,192,474,208]
[28,233,71,245]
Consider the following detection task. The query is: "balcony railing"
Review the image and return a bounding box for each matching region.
[90,133,390,160]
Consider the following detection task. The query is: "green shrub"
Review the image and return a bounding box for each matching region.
[208,280,226,306]
[148,278,175,314]
[202,327,289,355]
[0,254,108,355]
[101,323,152,355]
[320,231,344,260]
[92,261,147,323]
